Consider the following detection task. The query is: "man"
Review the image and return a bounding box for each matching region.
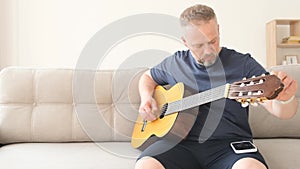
[135,4,298,169]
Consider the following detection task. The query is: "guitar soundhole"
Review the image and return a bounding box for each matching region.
[160,103,168,119]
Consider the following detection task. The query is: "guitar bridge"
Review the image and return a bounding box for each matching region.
[159,103,168,119]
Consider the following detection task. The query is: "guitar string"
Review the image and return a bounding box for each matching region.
[164,84,227,116]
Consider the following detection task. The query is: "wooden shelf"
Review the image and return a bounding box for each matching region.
[277,44,300,48]
[266,19,300,67]
[275,19,300,25]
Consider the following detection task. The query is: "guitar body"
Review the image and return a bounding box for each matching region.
[131,83,184,148]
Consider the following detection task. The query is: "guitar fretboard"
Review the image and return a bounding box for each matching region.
[164,84,229,116]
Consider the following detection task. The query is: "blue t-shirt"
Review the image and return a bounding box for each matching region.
[150,47,266,141]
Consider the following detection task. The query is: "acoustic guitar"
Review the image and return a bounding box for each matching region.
[131,74,284,148]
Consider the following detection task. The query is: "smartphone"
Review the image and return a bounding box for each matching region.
[230,141,257,154]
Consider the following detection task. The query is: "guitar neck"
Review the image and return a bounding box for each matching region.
[164,84,230,116]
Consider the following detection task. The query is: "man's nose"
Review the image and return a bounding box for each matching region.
[203,43,215,54]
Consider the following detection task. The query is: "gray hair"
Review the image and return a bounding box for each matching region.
[180,4,217,27]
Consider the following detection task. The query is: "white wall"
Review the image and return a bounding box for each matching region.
[0,0,18,68]
[1,0,300,69]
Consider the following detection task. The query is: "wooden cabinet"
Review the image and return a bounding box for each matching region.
[266,19,300,67]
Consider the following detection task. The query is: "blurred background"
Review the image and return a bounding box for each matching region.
[1,0,300,69]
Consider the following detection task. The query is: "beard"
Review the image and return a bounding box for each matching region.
[197,53,218,67]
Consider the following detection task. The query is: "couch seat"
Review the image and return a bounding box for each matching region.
[0,142,141,169]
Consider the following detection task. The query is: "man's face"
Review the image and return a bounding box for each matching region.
[182,19,220,67]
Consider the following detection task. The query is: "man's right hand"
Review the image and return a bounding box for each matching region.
[138,97,159,121]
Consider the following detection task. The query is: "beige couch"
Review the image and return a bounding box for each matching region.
[0,65,299,169]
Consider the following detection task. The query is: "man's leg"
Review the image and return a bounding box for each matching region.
[232,158,267,169]
[135,156,165,169]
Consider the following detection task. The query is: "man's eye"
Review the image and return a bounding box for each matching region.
[209,40,216,44]
[195,44,204,48]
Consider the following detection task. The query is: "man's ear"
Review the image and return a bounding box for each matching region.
[181,36,189,48]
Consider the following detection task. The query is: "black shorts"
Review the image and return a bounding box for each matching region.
[138,139,268,169]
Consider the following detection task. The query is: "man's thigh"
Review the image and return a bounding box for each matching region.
[138,140,200,169]
[232,157,267,169]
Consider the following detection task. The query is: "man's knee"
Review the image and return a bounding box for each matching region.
[232,157,267,169]
[135,156,165,169]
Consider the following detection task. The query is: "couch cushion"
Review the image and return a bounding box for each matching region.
[250,100,300,138]
[0,142,141,169]
[254,138,300,169]
[0,67,146,144]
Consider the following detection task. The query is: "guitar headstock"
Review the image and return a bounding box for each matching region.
[228,74,284,107]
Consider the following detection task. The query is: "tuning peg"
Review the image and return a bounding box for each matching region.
[242,77,246,80]
[255,90,262,95]
[240,83,245,87]
[261,73,266,76]
[238,99,249,107]
[251,102,259,107]
[259,79,264,84]
[241,101,249,107]
[256,98,266,103]
[238,92,243,97]
[247,92,252,96]
[249,81,254,85]
[252,75,256,78]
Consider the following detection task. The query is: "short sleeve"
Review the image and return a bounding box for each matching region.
[150,57,176,86]
[244,54,267,78]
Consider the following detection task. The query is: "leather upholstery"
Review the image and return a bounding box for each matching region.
[0,67,146,144]
[0,66,299,169]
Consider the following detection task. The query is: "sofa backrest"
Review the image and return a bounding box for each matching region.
[1,65,299,144]
[249,64,300,138]
[0,67,146,144]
